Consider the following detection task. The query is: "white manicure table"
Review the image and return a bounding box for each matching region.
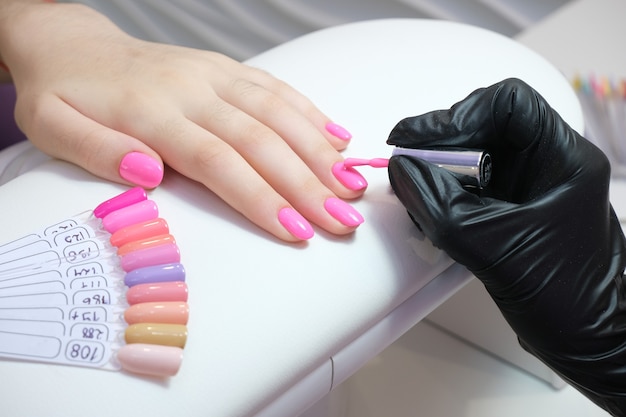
[0,19,583,417]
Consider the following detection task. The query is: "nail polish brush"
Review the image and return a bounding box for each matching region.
[343,158,389,168]
[344,147,492,188]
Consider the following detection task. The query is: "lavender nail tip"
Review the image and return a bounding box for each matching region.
[124,263,186,287]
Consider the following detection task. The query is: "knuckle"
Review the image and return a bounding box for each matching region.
[238,123,276,149]
[193,141,231,173]
[231,77,287,115]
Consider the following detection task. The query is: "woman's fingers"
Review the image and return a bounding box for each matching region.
[16,93,164,189]
[211,53,352,150]
[145,108,364,240]
[6,1,366,242]
[19,93,363,241]
[197,75,365,200]
[234,63,354,149]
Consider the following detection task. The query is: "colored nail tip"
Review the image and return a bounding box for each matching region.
[120,242,181,272]
[331,162,368,191]
[101,199,159,234]
[125,323,188,349]
[325,122,352,141]
[117,233,176,256]
[93,187,147,219]
[124,302,189,325]
[124,263,186,287]
[117,343,183,377]
[119,152,164,189]
[324,197,364,227]
[278,207,314,240]
[126,281,189,305]
[110,218,170,248]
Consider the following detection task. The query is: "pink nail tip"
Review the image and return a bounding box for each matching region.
[119,152,164,189]
[120,242,181,272]
[93,187,147,219]
[324,197,364,227]
[101,199,159,234]
[278,207,314,240]
[117,343,183,377]
[126,281,189,305]
[325,122,352,141]
[331,162,368,191]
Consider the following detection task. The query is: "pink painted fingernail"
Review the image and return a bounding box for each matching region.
[332,162,368,191]
[278,207,314,240]
[119,152,164,189]
[117,343,183,377]
[326,122,352,141]
[324,197,364,227]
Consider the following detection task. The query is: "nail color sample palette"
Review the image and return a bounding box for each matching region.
[572,74,626,177]
[0,188,188,377]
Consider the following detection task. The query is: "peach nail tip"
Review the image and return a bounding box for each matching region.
[117,233,176,256]
[117,343,183,377]
[124,302,190,325]
[278,207,314,240]
[325,122,352,141]
[110,218,170,248]
[126,281,189,305]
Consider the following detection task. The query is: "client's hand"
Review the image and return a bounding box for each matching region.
[388,78,626,416]
[0,2,365,242]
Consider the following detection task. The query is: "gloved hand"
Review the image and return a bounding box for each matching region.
[387,78,626,416]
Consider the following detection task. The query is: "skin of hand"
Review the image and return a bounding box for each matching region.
[0,1,365,242]
[387,78,626,416]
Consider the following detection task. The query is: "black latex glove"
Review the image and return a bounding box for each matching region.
[387,78,626,416]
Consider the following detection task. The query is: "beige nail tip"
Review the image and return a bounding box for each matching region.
[117,343,183,377]
[124,323,188,348]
